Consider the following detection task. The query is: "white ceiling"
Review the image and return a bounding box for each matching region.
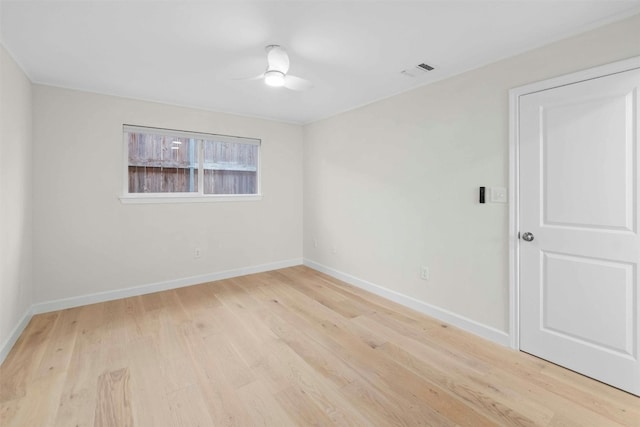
[2,1,639,124]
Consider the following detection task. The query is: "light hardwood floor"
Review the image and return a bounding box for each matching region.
[1,266,638,426]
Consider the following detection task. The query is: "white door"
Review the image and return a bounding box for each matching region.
[519,66,640,396]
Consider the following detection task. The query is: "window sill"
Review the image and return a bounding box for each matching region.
[119,194,263,204]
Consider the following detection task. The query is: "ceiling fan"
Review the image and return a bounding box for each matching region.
[239,45,312,91]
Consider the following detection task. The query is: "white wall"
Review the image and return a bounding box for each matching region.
[303,13,640,334]
[4,12,639,355]
[33,86,303,303]
[0,45,33,352]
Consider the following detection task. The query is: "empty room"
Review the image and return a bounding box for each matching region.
[1,1,639,426]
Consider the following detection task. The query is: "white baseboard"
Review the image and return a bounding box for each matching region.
[303,259,510,347]
[2,257,509,365]
[0,258,302,364]
[0,306,33,365]
[32,258,303,314]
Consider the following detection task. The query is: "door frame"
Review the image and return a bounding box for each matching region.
[508,56,640,350]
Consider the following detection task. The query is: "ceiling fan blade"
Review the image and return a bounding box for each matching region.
[231,74,264,81]
[266,45,290,74]
[284,75,313,91]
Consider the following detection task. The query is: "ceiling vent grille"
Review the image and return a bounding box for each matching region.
[401,62,435,78]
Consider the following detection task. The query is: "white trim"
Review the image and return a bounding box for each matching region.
[0,307,33,365]
[303,259,510,347]
[509,56,640,99]
[32,258,303,315]
[122,128,129,196]
[122,124,260,145]
[508,86,521,350]
[119,194,262,204]
[508,55,640,351]
[2,257,508,363]
[2,259,302,364]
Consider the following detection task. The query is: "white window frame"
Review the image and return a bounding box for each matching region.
[119,125,262,204]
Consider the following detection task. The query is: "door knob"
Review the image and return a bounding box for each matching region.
[522,232,534,242]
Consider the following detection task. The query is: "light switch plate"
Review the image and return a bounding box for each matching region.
[490,187,507,203]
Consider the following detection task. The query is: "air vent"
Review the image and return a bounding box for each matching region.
[400,62,436,78]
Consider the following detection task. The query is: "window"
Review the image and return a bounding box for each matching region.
[122,125,260,202]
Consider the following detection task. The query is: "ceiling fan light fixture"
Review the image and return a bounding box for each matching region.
[264,70,285,87]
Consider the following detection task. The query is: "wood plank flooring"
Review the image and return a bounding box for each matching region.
[1,266,638,426]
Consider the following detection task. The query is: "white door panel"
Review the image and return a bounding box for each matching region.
[519,67,640,395]
[543,94,633,230]
[542,251,634,355]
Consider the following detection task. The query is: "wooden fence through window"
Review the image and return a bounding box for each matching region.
[127,132,257,194]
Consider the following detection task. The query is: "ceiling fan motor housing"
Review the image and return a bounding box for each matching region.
[266,45,290,74]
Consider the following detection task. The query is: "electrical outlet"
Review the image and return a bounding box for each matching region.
[194,248,202,259]
[313,239,318,248]
[420,266,429,280]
